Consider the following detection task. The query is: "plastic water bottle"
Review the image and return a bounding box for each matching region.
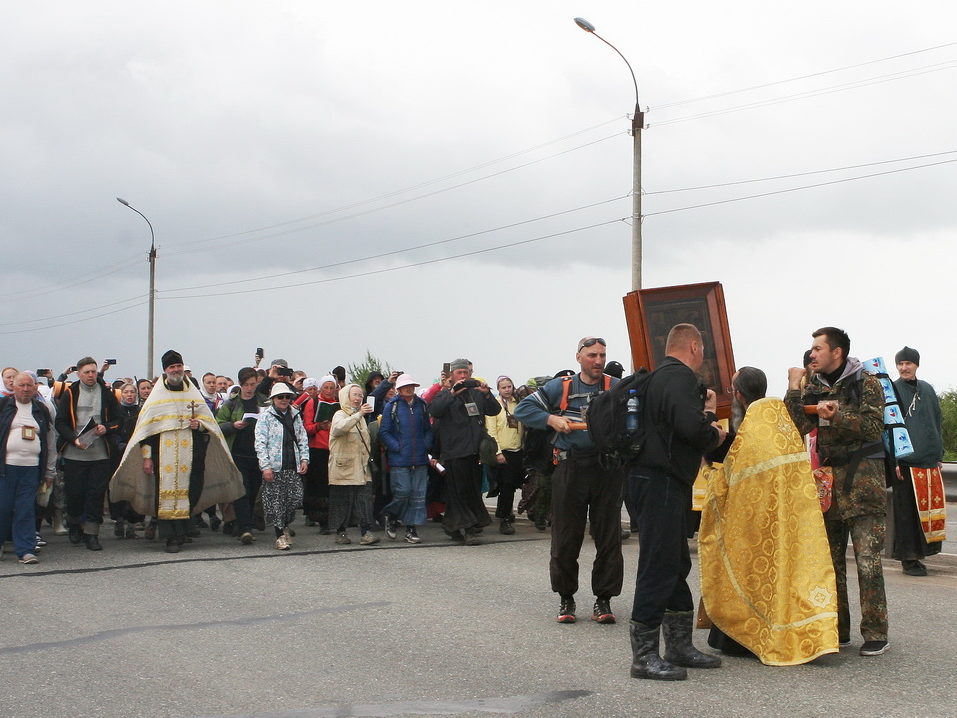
[625,389,639,434]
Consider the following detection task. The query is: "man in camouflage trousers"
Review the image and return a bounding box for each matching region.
[784,327,890,657]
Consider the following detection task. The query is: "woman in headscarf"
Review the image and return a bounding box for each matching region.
[301,375,339,531]
[328,383,379,545]
[109,382,144,538]
[485,375,525,534]
[254,382,309,550]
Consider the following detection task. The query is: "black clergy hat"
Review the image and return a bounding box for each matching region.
[161,349,184,369]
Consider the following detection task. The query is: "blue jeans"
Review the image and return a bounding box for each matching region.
[383,465,427,527]
[0,464,40,557]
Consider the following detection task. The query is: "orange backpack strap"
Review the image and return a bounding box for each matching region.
[558,376,574,414]
[603,374,612,391]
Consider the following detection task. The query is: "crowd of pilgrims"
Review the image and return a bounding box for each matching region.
[1,355,617,561]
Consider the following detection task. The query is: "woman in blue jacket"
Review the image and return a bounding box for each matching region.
[379,374,432,544]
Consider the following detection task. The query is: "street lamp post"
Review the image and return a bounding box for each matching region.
[116,197,157,378]
[574,17,644,291]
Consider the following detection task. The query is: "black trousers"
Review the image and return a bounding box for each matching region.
[303,448,329,521]
[549,454,624,599]
[492,449,524,518]
[441,456,491,533]
[63,458,112,532]
[629,471,694,627]
[232,454,262,534]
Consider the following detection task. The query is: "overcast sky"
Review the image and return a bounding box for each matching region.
[3,1,955,393]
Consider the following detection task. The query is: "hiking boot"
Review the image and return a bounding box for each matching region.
[499,517,515,535]
[902,559,927,576]
[592,598,616,624]
[405,527,421,544]
[359,532,380,546]
[83,534,103,551]
[239,531,254,545]
[557,596,577,623]
[630,621,687,681]
[661,611,721,668]
[860,640,890,656]
[335,532,351,545]
[68,524,83,545]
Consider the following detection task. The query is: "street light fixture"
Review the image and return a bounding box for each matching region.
[116,197,157,378]
[574,17,644,290]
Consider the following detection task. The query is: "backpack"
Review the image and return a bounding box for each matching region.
[586,368,655,468]
[521,375,611,475]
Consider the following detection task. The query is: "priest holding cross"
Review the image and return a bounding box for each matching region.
[110,350,244,552]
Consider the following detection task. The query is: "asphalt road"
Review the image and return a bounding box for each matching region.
[2,512,955,718]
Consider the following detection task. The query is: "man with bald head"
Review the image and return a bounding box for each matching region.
[0,373,57,564]
[627,323,726,681]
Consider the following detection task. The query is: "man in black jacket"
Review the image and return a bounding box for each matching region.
[55,356,120,551]
[429,358,500,545]
[628,324,726,681]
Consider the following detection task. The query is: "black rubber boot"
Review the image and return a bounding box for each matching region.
[630,621,687,680]
[661,611,722,668]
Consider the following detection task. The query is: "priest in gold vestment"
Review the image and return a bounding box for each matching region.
[699,367,839,666]
[110,350,244,552]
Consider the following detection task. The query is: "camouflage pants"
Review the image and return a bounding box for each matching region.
[825,514,888,642]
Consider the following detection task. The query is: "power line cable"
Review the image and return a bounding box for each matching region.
[163,116,626,250]
[644,157,957,217]
[652,60,957,127]
[162,218,627,301]
[0,300,148,336]
[645,149,957,195]
[162,194,631,293]
[654,40,957,110]
[0,254,142,301]
[0,294,145,327]
[163,132,626,258]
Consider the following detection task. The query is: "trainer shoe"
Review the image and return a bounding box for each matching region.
[239,531,254,545]
[499,517,515,535]
[557,596,576,623]
[359,532,380,545]
[386,518,398,540]
[591,597,616,624]
[860,640,889,656]
[335,532,351,545]
[19,553,39,564]
[405,527,421,544]
[275,535,290,551]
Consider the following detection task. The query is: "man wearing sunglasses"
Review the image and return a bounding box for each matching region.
[515,336,624,626]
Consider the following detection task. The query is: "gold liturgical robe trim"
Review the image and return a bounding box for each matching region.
[699,397,839,666]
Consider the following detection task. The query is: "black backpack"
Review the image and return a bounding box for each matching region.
[586,368,656,468]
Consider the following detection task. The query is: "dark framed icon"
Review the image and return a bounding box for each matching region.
[622,281,736,420]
